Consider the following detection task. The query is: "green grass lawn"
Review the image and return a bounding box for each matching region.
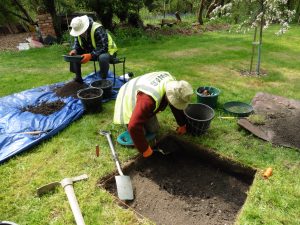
[0,25,299,225]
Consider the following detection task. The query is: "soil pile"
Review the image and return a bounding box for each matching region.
[21,100,65,115]
[238,92,300,150]
[54,81,88,98]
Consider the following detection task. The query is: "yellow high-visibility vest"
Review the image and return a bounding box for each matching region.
[78,22,118,55]
[114,71,175,124]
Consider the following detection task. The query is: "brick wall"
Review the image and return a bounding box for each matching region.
[36,13,56,39]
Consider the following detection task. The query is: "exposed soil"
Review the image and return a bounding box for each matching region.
[54,81,88,98]
[144,23,230,37]
[21,100,65,115]
[146,27,203,36]
[238,92,300,150]
[100,135,255,225]
[204,23,231,32]
[240,69,268,76]
[0,32,31,51]
[1,23,230,52]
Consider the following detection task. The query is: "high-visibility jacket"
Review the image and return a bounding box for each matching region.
[78,22,118,55]
[114,71,175,124]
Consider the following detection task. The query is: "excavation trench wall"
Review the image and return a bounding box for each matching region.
[99,135,256,225]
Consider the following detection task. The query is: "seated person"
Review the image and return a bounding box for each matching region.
[69,15,118,82]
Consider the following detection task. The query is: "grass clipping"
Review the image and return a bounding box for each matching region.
[248,114,266,125]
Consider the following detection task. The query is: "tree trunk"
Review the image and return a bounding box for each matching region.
[296,0,300,23]
[42,0,62,40]
[99,10,113,31]
[163,0,166,18]
[1,1,36,26]
[206,0,219,18]
[197,0,206,25]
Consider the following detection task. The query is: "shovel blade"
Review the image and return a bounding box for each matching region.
[115,175,134,200]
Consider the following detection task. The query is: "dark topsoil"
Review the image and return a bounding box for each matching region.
[100,135,255,225]
[54,81,88,98]
[21,100,65,115]
[21,81,86,115]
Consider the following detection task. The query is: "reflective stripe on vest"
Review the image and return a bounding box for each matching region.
[78,22,118,55]
[113,71,175,124]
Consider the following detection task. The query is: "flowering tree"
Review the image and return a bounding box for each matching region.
[210,0,295,75]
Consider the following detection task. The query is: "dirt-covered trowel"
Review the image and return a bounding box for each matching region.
[37,174,88,225]
[99,130,134,200]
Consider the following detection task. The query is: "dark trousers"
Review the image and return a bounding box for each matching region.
[70,53,113,82]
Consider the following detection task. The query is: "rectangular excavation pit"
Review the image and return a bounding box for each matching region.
[99,135,256,225]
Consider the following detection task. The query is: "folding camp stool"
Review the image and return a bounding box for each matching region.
[92,56,126,85]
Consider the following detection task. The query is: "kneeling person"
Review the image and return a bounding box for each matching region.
[113,71,193,157]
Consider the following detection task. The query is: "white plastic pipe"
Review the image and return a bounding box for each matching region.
[61,178,85,225]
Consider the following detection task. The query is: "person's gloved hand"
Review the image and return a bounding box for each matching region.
[143,146,153,158]
[176,124,187,135]
[81,54,92,64]
[69,49,77,55]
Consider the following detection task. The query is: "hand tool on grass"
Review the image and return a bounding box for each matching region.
[263,167,273,179]
[10,129,52,135]
[99,130,134,200]
[218,116,248,119]
[37,174,88,225]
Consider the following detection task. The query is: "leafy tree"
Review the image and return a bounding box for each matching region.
[0,0,36,26]
[143,0,164,12]
[210,0,295,75]
[84,0,114,30]
[114,0,143,24]
[78,0,144,30]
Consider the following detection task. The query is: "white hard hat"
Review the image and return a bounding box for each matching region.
[70,15,89,36]
[166,80,193,110]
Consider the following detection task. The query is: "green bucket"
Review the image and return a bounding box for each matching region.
[196,86,220,109]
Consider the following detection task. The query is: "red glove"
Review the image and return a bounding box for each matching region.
[143,146,153,158]
[176,124,187,135]
[81,54,92,64]
[69,50,77,55]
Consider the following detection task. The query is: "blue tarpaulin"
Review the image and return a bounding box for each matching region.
[0,71,125,163]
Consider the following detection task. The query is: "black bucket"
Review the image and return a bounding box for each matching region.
[90,80,113,99]
[184,103,215,136]
[77,87,103,113]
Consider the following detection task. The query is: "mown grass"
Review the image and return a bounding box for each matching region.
[0,25,299,225]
